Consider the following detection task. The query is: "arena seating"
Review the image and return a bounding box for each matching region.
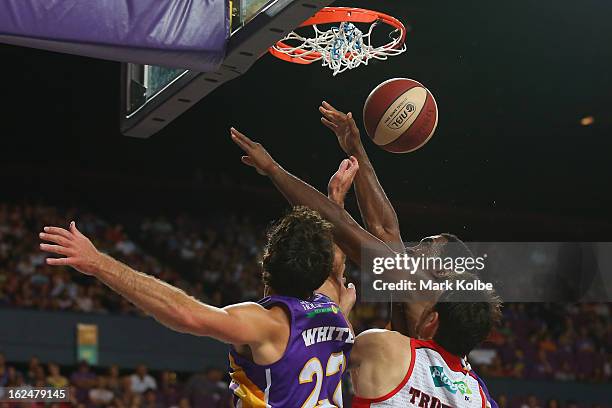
[0,202,610,407]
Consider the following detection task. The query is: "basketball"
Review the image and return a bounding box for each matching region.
[363,78,438,153]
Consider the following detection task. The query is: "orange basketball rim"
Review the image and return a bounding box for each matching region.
[269,7,407,74]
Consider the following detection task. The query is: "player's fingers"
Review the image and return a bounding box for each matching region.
[322,101,339,112]
[321,117,338,130]
[43,226,73,240]
[39,232,71,247]
[349,155,359,169]
[337,158,350,172]
[231,131,251,152]
[46,257,73,266]
[319,106,335,120]
[348,284,357,302]
[230,128,255,148]
[241,156,255,167]
[69,221,84,237]
[319,106,343,123]
[346,162,359,180]
[347,112,360,134]
[40,243,74,257]
[322,101,347,119]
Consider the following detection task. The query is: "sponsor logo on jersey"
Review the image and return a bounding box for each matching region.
[429,366,472,396]
[306,305,339,318]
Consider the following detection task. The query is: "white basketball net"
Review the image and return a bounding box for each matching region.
[272,21,406,76]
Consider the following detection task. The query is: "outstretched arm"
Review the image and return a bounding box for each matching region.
[231,128,405,268]
[317,158,359,315]
[39,223,279,346]
[320,102,404,251]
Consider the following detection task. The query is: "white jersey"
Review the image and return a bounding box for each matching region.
[353,339,488,408]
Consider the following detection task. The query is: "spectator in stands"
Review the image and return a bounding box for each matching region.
[89,376,115,406]
[74,285,93,312]
[159,370,181,407]
[142,388,163,408]
[114,376,137,408]
[545,399,560,408]
[130,364,157,394]
[175,397,191,408]
[0,353,8,387]
[47,362,68,388]
[30,365,47,388]
[521,395,542,408]
[183,367,231,408]
[106,364,122,396]
[26,356,41,384]
[4,366,18,387]
[539,334,557,353]
[554,361,577,382]
[11,371,26,388]
[496,394,508,408]
[531,350,553,379]
[67,385,80,406]
[70,360,97,402]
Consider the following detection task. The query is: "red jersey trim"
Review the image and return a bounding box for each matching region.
[352,338,416,406]
[411,339,467,373]
[478,384,487,408]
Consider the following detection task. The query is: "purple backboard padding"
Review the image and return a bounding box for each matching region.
[0,0,229,72]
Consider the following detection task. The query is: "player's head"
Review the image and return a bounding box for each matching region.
[430,272,502,356]
[392,234,502,356]
[262,206,334,299]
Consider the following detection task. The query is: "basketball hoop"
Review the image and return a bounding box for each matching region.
[269,7,407,76]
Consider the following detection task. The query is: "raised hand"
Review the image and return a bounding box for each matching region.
[230,127,279,176]
[339,281,357,317]
[319,101,363,155]
[39,222,103,275]
[328,156,359,206]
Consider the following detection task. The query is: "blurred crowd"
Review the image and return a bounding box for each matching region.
[477,303,611,383]
[495,394,609,408]
[0,354,231,408]
[0,203,253,315]
[0,202,611,405]
[0,354,609,408]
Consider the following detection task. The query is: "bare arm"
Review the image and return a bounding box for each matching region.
[40,223,277,346]
[327,160,351,272]
[320,102,404,251]
[231,128,411,273]
[318,158,359,315]
[350,329,411,398]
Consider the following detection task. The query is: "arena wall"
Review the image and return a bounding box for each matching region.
[0,309,228,372]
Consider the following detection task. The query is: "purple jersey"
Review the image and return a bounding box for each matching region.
[229,293,353,407]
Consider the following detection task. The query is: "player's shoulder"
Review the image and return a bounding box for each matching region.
[352,329,411,363]
[224,301,290,326]
[355,328,410,345]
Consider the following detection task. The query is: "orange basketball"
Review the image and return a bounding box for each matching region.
[363,78,438,153]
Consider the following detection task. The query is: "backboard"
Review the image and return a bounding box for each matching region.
[121,0,333,138]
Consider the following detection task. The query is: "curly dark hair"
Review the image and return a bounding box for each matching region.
[261,206,334,299]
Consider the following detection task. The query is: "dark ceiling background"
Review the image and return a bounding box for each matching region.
[2,0,611,239]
